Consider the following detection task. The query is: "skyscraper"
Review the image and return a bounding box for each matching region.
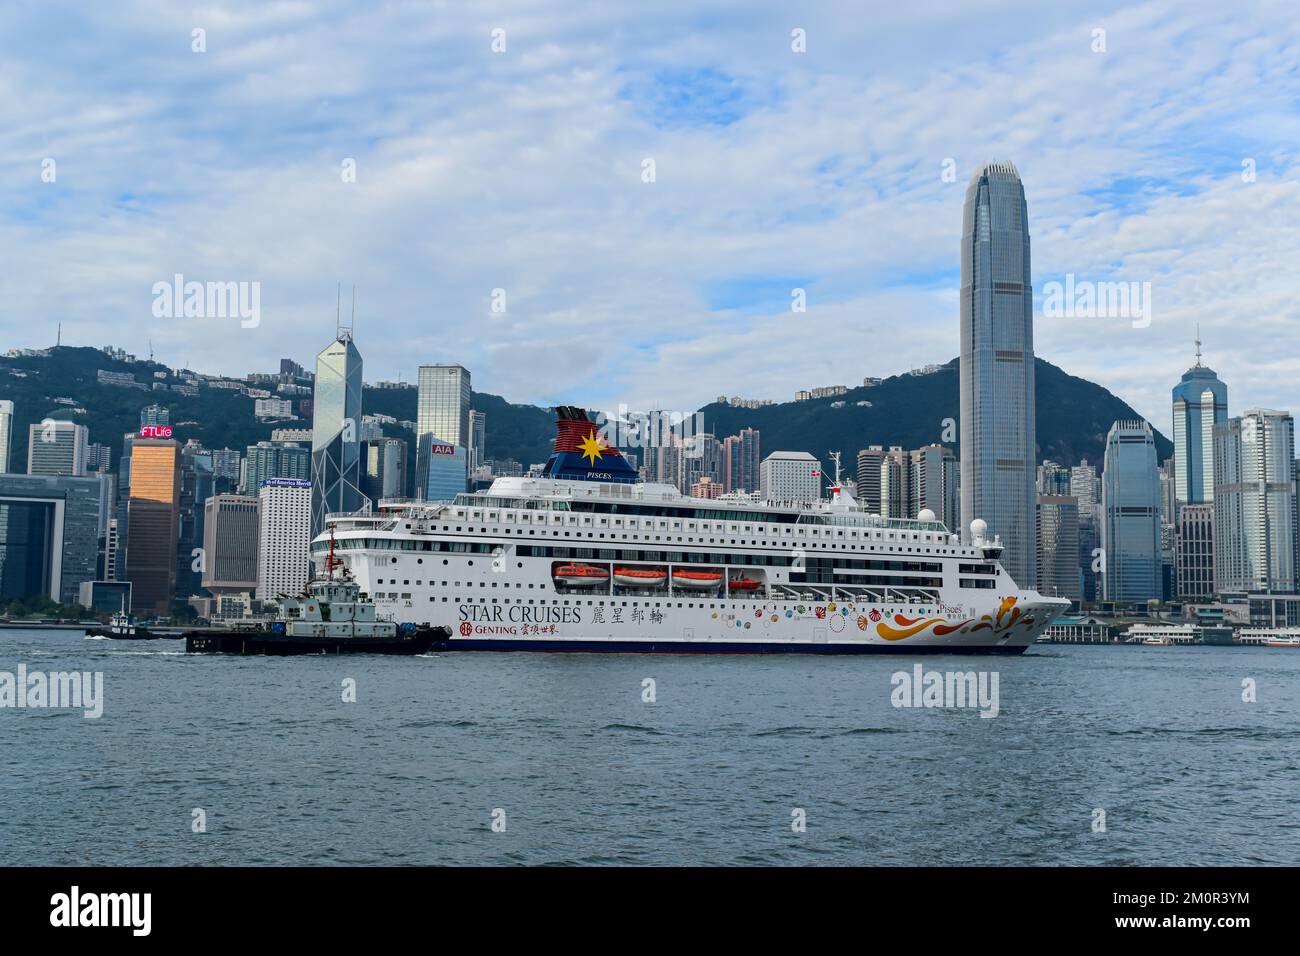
[310,330,364,537]
[1171,335,1228,505]
[243,441,310,493]
[960,161,1036,587]
[856,445,888,514]
[363,437,408,503]
[0,400,12,473]
[722,428,761,494]
[416,365,471,499]
[760,452,821,503]
[0,473,105,604]
[1213,409,1296,594]
[469,409,486,474]
[1175,503,1215,599]
[125,438,181,616]
[911,445,959,530]
[1101,420,1161,602]
[879,447,911,519]
[27,420,88,476]
[1036,494,1081,601]
[201,494,259,594]
[257,479,312,600]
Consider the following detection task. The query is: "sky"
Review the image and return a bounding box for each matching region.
[2,0,1299,428]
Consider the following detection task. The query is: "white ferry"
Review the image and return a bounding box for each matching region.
[309,407,1070,655]
[1237,627,1300,647]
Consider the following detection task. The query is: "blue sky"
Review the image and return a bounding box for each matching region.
[2,0,1299,428]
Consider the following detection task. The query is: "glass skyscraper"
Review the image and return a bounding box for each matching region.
[1101,420,1161,602]
[959,161,1036,587]
[1212,409,1296,593]
[125,439,181,616]
[1171,341,1228,505]
[416,365,470,499]
[310,331,364,537]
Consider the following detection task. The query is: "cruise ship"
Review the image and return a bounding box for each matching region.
[309,407,1070,654]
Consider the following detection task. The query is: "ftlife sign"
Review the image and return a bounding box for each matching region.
[139,425,173,439]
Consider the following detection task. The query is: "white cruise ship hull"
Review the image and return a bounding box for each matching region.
[315,411,1070,655]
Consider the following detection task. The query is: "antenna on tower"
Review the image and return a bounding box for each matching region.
[1194,323,1203,367]
[335,283,341,335]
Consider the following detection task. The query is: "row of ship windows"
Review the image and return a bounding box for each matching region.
[407,514,973,552]
[328,535,979,560]
[436,511,948,540]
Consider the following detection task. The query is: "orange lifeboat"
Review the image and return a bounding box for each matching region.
[671,569,723,590]
[614,567,667,587]
[553,564,609,587]
[728,577,762,592]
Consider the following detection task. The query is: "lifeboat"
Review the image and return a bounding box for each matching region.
[728,577,762,592]
[614,567,667,588]
[671,569,723,590]
[553,564,609,587]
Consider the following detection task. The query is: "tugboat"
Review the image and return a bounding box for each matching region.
[85,611,182,641]
[184,530,449,656]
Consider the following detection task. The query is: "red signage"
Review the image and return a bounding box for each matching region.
[430,443,456,455]
[139,425,173,438]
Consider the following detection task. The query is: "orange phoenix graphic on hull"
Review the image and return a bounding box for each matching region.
[874,597,1034,642]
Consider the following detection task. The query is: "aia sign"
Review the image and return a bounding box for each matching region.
[139,425,173,438]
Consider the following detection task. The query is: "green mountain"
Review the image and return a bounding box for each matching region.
[693,357,1172,471]
[0,347,1169,478]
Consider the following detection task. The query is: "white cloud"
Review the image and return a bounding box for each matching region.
[1,0,1298,431]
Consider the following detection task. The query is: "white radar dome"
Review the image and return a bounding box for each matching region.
[917,508,936,523]
[969,518,988,540]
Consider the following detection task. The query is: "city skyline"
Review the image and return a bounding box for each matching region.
[3,3,1299,427]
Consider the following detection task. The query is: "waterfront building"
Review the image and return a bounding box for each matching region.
[124,438,181,616]
[1037,494,1081,601]
[1101,420,1161,602]
[257,479,312,600]
[201,494,259,594]
[1175,503,1215,599]
[1213,409,1296,594]
[960,161,1037,587]
[0,473,105,604]
[78,579,132,615]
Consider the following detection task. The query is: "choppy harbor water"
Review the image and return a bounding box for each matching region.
[1,628,1297,866]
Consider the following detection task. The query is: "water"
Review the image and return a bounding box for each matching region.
[2,628,1297,866]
